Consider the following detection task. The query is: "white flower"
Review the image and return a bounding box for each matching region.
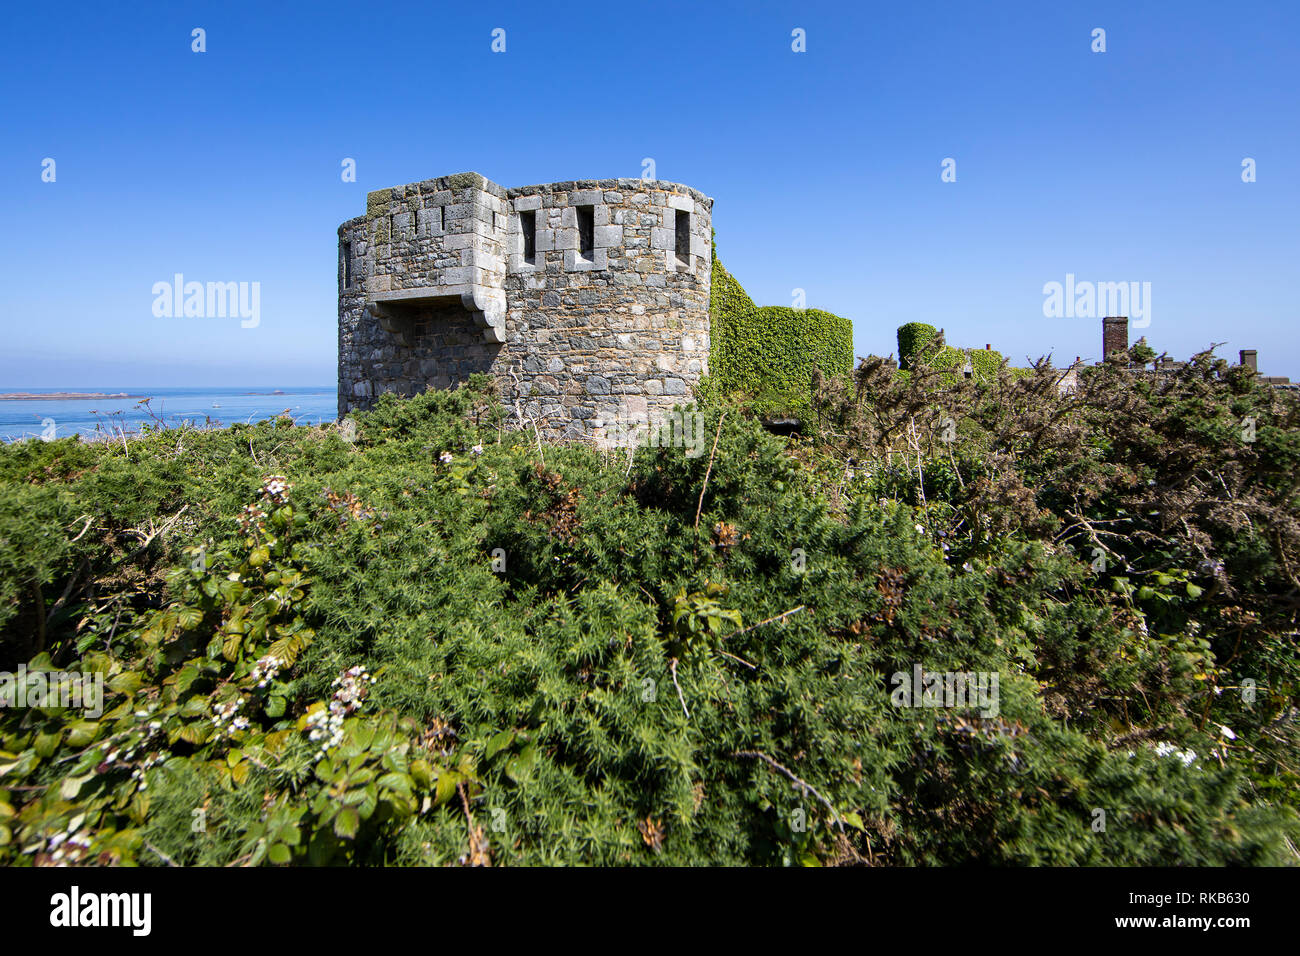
[439,452,453,464]
[1154,741,1197,766]
[1217,724,1237,740]
[305,706,345,756]
[251,654,283,688]
[471,445,484,456]
[262,476,291,501]
[915,524,926,535]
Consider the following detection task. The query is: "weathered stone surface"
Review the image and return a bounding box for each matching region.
[338,173,713,443]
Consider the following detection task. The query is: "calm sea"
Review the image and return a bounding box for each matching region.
[0,387,337,443]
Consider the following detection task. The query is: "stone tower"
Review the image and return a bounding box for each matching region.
[337,172,713,442]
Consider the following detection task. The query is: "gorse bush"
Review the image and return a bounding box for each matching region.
[0,369,1297,865]
[812,351,1300,814]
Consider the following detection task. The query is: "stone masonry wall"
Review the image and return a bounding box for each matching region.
[338,172,713,444]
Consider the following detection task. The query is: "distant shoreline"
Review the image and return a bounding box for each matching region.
[0,392,147,401]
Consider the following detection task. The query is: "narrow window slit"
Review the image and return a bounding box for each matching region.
[674,209,690,266]
[577,205,594,259]
[521,210,536,264]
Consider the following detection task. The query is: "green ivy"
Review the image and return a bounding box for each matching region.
[896,324,1008,383]
[897,323,940,370]
[708,255,853,418]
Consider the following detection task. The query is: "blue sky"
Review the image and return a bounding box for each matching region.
[2,0,1297,386]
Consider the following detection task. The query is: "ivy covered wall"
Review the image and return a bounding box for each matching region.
[707,251,853,415]
[897,322,1008,384]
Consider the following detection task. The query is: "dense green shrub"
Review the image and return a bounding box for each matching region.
[708,256,853,418]
[0,370,1297,866]
[813,350,1300,822]
[1130,337,1157,366]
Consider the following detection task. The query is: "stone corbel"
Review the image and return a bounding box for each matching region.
[460,288,506,343]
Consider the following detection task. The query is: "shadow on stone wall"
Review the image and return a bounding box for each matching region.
[370,300,503,397]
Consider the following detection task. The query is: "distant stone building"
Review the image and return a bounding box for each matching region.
[1056,316,1291,392]
[337,172,713,442]
[1099,316,1289,382]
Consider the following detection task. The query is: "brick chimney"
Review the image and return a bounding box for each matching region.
[1240,349,1257,372]
[1103,316,1128,358]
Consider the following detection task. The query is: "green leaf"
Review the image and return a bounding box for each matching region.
[377,772,412,796]
[66,720,99,748]
[350,722,376,753]
[410,759,433,790]
[33,730,61,759]
[172,664,201,695]
[107,671,142,695]
[177,607,204,630]
[434,771,459,806]
[267,842,291,865]
[177,721,211,745]
[486,729,515,760]
[334,807,360,839]
[505,743,538,782]
[60,773,94,800]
